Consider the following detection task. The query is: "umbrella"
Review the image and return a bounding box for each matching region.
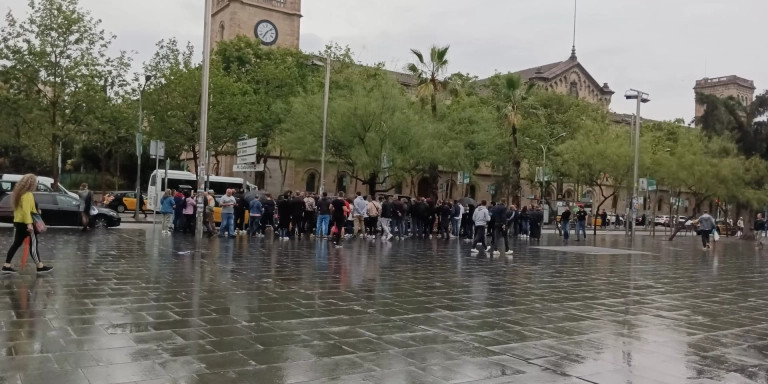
[458,197,476,206]
[244,190,264,203]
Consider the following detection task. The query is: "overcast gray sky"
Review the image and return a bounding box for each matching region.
[4,0,766,121]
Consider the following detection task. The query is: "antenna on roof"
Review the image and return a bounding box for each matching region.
[570,0,577,60]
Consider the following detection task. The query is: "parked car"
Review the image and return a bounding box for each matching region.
[654,215,669,226]
[0,174,78,199]
[107,191,147,213]
[0,192,121,228]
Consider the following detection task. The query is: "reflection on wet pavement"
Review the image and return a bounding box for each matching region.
[0,228,766,383]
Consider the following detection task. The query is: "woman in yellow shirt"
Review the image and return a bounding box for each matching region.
[3,174,53,274]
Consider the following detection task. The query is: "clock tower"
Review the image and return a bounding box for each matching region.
[211,0,301,49]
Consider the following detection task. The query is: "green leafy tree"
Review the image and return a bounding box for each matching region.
[281,65,421,196]
[0,0,124,188]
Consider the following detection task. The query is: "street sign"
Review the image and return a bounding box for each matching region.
[463,172,470,185]
[648,178,657,191]
[237,138,258,149]
[233,163,264,172]
[535,167,544,182]
[639,178,647,191]
[135,132,143,156]
[237,146,257,157]
[457,172,463,185]
[150,140,165,159]
[237,154,257,164]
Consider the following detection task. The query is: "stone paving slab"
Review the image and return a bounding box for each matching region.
[0,228,766,383]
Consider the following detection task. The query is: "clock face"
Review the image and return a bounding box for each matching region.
[254,20,278,46]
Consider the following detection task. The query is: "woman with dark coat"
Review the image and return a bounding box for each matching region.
[276,193,292,240]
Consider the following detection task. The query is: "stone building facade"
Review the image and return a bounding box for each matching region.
[693,75,755,119]
[211,0,302,49]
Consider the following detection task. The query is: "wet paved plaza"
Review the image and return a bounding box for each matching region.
[0,228,767,384]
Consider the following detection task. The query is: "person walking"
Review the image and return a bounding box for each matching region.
[219,189,237,238]
[379,196,393,241]
[3,174,53,274]
[277,192,292,240]
[560,206,572,242]
[697,210,717,250]
[470,200,491,254]
[365,195,381,239]
[160,189,175,234]
[248,197,263,237]
[737,216,744,237]
[392,198,406,240]
[303,193,317,237]
[290,192,305,239]
[520,206,530,238]
[439,201,452,239]
[330,192,348,248]
[182,191,196,234]
[489,199,510,255]
[600,210,608,230]
[137,191,148,219]
[204,190,216,237]
[261,193,276,236]
[451,200,463,239]
[234,189,247,235]
[315,192,331,238]
[413,197,428,238]
[173,190,185,232]
[352,192,367,238]
[575,206,588,241]
[78,183,92,232]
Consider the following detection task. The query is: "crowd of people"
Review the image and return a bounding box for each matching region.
[162,189,547,254]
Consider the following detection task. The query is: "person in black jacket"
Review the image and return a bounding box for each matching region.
[426,198,437,238]
[234,189,246,234]
[260,193,276,235]
[560,206,572,242]
[438,201,452,239]
[290,192,305,239]
[392,198,406,239]
[379,196,394,241]
[276,193,292,239]
[489,199,511,255]
[412,198,427,238]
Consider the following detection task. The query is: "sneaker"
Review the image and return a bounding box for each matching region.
[485,246,491,252]
[505,250,514,255]
[371,235,376,240]
[36,266,53,274]
[335,244,343,249]
[470,248,479,254]
[1,266,17,274]
[386,234,393,241]
[492,251,501,256]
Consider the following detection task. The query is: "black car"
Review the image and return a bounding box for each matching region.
[0,192,121,228]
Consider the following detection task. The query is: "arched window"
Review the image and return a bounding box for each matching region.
[218,22,225,41]
[582,190,593,202]
[335,172,349,195]
[569,81,579,97]
[305,172,318,193]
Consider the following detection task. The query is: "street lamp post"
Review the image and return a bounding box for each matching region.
[625,89,650,238]
[196,0,213,238]
[134,74,153,220]
[319,53,331,194]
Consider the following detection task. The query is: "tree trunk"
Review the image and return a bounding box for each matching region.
[430,93,437,117]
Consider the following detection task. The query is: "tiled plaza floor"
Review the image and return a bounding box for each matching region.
[0,227,767,383]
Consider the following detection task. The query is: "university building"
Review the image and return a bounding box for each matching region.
[199,0,755,218]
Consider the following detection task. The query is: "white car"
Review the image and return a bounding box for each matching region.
[0,174,78,199]
[655,215,669,226]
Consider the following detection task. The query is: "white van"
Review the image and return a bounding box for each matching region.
[0,174,78,199]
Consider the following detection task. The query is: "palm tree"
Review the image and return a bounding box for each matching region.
[492,73,536,199]
[406,45,450,117]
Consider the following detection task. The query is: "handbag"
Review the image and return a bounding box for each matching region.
[712,229,720,242]
[32,213,47,233]
[90,206,98,215]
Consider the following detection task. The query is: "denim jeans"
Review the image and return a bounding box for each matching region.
[220,212,235,236]
[562,220,570,240]
[392,217,405,237]
[316,214,330,237]
[451,218,460,237]
[577,220,587,238]
[248,215,261,235]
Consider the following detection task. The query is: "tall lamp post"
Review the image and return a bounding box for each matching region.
[625,89,650,238]
[309,54,332,194]
[134,74,153,220]
[196,0,213,238]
